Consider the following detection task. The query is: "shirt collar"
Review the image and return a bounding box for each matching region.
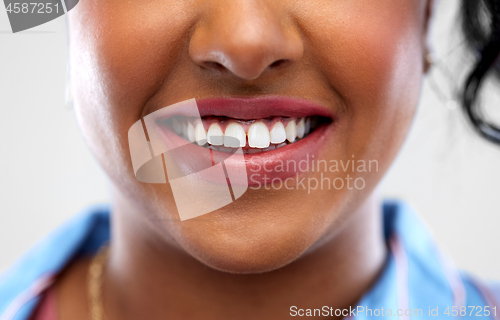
[0,200,470,320]
[352,200,466,319]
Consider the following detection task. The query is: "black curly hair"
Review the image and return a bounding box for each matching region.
[461,0,500,144]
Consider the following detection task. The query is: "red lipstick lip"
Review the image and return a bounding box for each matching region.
[144,96,335,188]
[195,96,334,119]
[150,96,335,120]
[224,124,332,186]
[156,122,333,187]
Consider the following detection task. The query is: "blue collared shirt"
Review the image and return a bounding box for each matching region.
[0,200,499,319]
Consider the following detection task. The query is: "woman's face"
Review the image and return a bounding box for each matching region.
[68,0,431,273]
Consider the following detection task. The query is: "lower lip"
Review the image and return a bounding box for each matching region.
[158,122,332,186]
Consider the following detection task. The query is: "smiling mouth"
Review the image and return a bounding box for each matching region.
[162,115,330,154]
[139,97,335,185]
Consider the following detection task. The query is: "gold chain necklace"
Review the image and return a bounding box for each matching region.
[88,245,110,320]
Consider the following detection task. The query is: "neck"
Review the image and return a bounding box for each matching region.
[104,190,387,320]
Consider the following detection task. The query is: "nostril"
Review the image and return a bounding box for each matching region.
[206,59,288,73]
[269,59,287,69]
[203,61,227,72]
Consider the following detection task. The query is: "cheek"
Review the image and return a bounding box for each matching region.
[301,0,425,165]
[67,0,194,183]
[69,0,193,115]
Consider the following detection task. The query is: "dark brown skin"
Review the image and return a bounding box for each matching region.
[57,0,435,319]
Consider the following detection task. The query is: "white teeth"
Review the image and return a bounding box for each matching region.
[270,122,286,144]
[248,122,271,148]
[179,116,315,149]
[224,123,246,147]
[187,122,196,143]
[305,118,311,135]
[195,122,207,146]
[207,123,224,145]
[296,118,305,139]
[285,120,296,143]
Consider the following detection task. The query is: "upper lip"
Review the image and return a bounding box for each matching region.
[149,95,335,120]
[196,96,334,119]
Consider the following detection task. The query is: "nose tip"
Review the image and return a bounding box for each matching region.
[189,5,303,81]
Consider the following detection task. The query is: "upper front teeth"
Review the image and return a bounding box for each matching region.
[224,122,247,147]
[195,122,207,146]
[173,117,313,149]
[270,122,286,144]
[207,123,224,146]
[285,120,296,143]
[248,122,271,148]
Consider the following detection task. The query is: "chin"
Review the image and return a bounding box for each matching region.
[189,242,306,274]
[173,212,317,274]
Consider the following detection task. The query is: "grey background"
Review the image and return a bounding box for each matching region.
[1,0,499,279]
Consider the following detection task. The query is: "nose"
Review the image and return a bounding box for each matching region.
[189,1,304,81]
